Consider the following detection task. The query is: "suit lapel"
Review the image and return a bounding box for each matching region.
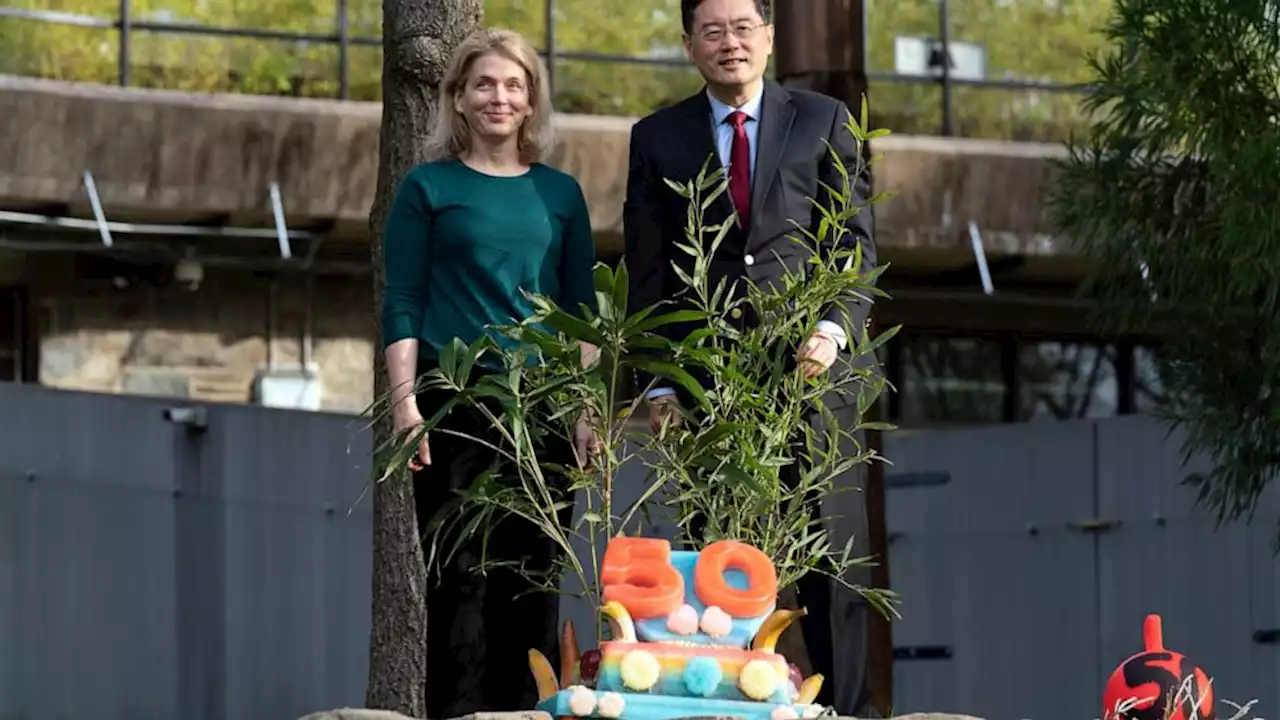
[749,81,795,245]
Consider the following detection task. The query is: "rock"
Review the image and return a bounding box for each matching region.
[297,710,417,720]
[883,715,984,720]
[296,711,555,720]
[295,710,978,720]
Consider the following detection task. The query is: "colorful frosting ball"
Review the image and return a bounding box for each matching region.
[682,656,724,697]
[739,659,779,700]
[667,604,700,635]
[699,605,733,639]
[771,706,800,720]
[567,685,597,716]
[619,649,661,691]
[597,692,626,718]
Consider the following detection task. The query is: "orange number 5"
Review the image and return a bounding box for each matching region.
[693,539,777,618]
[601,537,685,620]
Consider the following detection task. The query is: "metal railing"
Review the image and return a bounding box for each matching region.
[0,0,1092,136]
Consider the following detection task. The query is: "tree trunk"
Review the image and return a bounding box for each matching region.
[366,0,482,714]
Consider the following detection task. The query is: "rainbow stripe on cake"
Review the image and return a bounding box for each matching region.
[596,641,794,704]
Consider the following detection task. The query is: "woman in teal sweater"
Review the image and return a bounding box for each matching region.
[380,28,598,718]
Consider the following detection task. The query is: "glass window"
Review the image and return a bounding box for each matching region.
[897,333,1006,426]
[1016,341,1118,421]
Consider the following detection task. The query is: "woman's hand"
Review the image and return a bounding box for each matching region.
[393,405,431,472]
[573,409,601,468]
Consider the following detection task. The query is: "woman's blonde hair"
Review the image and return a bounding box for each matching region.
[424,28,556,164]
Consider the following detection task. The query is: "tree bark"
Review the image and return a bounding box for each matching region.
[366,0,482,714]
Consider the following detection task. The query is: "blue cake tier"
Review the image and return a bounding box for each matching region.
[632,550,774,648]
[536,687,827,720]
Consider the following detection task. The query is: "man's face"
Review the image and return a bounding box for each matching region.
[683,0,774,91]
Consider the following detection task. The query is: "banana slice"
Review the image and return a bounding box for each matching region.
[528,648,560,701]
[750,608,807,653]
[601,600,637,643]
[796,674,824,705]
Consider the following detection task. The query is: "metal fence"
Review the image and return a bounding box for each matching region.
[5,383,1265,720]
[0,0,1089,136]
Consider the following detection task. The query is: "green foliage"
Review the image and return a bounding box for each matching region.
[867,0,1114,140]
[3,0,1115,139]
[364,99,900,623]
[1046,0,1280,542]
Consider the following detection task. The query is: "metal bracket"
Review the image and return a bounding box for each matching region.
[82,170,113,247]
[967,220,994,295]
[269,181,292,259]
[1253,629,1279,645]
[162,406,208,434]
[886,470,951,489]
[1067,518,1121,534]
[894,645,953,660]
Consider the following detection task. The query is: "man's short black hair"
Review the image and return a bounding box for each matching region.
[680,0,771,35]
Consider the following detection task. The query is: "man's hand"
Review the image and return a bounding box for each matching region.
[796,331,839,379]
[647,394,684,433]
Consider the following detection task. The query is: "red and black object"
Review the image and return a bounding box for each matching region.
[1102,614,1214,720]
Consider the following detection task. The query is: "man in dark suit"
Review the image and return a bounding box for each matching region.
[622,0,879,714]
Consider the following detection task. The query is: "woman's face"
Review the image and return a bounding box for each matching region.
[455,52,532,145]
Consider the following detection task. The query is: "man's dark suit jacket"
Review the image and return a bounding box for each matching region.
[623,79,878,404]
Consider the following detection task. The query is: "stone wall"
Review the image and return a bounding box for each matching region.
[0,75,1072,262]
[29,260,376,413]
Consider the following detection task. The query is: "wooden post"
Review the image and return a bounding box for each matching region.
[775,0,892,713]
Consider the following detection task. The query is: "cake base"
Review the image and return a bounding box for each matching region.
[536,687,827,720]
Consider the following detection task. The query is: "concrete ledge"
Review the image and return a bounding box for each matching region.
[1,75,1068,262]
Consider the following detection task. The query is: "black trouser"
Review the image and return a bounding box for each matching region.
[677,366,874,716]
[412,376,574,718]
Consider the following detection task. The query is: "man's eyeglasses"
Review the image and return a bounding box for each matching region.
[697,22,767,43]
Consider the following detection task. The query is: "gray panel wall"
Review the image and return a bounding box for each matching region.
[884,418,1280,720]
[0,383,373,720]
[1,384,1275,720]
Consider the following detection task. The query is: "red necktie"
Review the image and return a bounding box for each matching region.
[726,110,751,230]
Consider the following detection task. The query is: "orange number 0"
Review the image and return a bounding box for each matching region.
[600,537,685,620]
[693,539,778,618]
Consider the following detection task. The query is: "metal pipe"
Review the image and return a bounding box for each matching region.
[118,0,131,86]
[938,0,953,136]
[82,171,114,247]
[268,182,293,259]
[0,237,370,275]
[301,270,313,371]
[0,4,1100,96]
[0,7,113,27]
[336,0,349,99]
[967,220,994,295]
[544,0,557,95]
[267,277,278,371]
[0,209,317,241]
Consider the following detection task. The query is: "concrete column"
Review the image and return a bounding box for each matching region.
[774,1,892,715]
